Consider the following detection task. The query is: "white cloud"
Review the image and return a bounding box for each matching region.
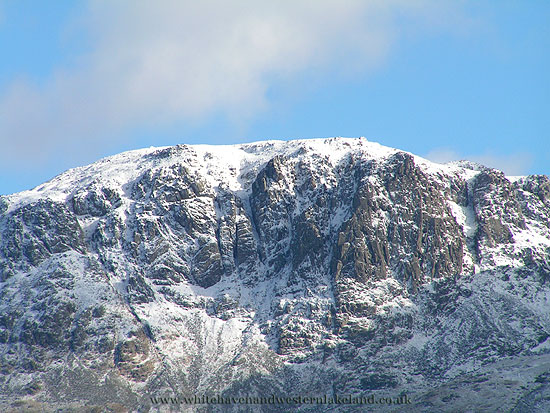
[0,0,469,166]
[424,148,533,176]
[468,153,534,176]
[422,148,461,165]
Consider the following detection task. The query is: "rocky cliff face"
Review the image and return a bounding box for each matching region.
[1,138,549,412]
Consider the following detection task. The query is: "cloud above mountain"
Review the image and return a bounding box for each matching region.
[424,148,534,175]
[0,0,470,165]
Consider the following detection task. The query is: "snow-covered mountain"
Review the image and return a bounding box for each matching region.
[1,138,549,412]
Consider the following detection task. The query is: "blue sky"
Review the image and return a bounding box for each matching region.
[0,1,548,195]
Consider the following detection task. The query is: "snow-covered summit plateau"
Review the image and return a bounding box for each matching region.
[1,138,550,412]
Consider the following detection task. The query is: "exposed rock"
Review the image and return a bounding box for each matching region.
[1,138,549,412]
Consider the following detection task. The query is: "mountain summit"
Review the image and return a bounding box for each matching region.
[1,138,550,412]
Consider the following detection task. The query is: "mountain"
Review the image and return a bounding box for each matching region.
[1,138,549,412]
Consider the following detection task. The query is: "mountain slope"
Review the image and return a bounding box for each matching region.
[1,138,550,412]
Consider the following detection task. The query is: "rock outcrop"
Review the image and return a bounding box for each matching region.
[1,138,549,412]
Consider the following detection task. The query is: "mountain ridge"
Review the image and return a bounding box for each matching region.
[1,137,549,412]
